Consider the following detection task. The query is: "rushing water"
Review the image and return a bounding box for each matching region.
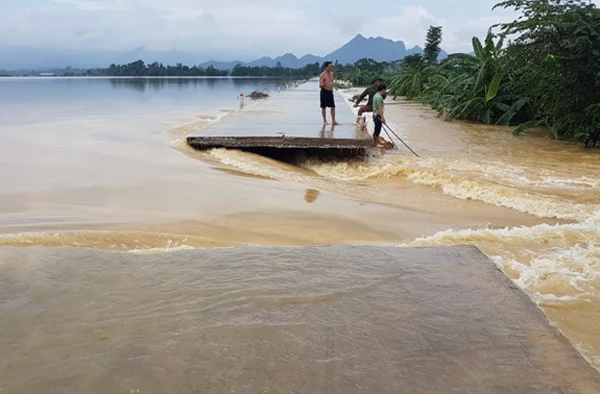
[0,77,599,391]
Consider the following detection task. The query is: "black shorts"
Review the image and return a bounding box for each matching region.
[320,89,335,108]
[373,115,382,137]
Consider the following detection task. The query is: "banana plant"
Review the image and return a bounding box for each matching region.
[388,66,428,99]
[433,30,520,124]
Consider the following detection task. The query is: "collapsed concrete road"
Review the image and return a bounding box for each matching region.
[186,81,374,160]
[1,244,599,393]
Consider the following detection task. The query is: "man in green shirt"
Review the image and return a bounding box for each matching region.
[353,78,380,122]
[372,84,387,146]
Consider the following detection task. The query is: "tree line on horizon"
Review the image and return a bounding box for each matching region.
[99,58,392,82]
[386,0,600,148]
[0,58,398,81]
[58,59,324,78]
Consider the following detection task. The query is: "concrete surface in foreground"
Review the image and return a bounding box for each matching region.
[2,245,599,394]
[187,244,600,394]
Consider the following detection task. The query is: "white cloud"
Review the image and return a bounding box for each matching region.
[361,5,514,53]
[1,0,347,57]
[362,6,439,49]
[0,0,592,59]
[52,0,132,11]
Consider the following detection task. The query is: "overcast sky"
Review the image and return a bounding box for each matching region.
[1,0,598,60]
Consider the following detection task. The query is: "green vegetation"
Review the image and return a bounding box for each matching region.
[230,62,321,78]
[388,0,600,148]
[424,26,443,65]
[105,61,228,77]
[12,60,321,78]
[86,57,398,90]
[4,58,396,87]
[334,58,401,87]
[96,60,320,79]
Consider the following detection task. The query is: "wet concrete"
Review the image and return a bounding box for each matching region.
[2,245,599,393]
[186,81,371,158]
[186,136,373,162]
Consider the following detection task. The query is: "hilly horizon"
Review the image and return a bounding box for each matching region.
[0,34,448,72]
[199,34,436,70]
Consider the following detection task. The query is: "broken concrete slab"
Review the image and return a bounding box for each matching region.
[1,245,599,393]
[186,81,373,159]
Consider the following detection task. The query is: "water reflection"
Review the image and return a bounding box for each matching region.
[320,123,337,139]
[107,77,296,93]
[0,77,300,128]
[304,188,320,203]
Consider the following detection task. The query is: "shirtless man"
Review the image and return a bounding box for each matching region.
[319,61,339,126]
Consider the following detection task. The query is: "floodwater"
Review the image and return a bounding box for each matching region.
[0,77,598,392]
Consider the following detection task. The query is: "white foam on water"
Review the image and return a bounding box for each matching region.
[403,208,600,301]
[304,155,598,221]
[208,148,312,183]
[207,148,598,223]
[419,158,600,192]
[401,209,600,371]
[127,244,196,255]
[0,230,205,253]
[421,174,594,221]
[303,156,407,181]
[540,174,600,190]
[493,243,600,303]
[166,111,232,147]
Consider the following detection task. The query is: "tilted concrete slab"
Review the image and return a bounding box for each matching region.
[1,245,599,393]
[186,136,372,161]
[186,80,372,156]
[186,136,373,149]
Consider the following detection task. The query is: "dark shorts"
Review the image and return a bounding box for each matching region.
[373,115,382,137]
[320,89,335,108]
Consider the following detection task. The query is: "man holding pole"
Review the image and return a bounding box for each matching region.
[372,83,387,146]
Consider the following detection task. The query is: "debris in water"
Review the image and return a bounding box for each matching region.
[249,90,269,100]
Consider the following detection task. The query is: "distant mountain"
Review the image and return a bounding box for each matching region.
[326,34,422,65]
[113,47,204,66]
[194,60,244,70]
[199,34,436,70]
[249,53,308,68]
[0,34,448,70]
[198,52,314,70]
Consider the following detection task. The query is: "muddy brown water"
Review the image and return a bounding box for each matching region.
[1,78,599,392]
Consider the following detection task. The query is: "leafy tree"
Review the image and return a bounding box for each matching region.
[401,54,426,70]
[347,58,389,85]
[494,0,600,146]
[386,0,600,148]
[424,26,443,65]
